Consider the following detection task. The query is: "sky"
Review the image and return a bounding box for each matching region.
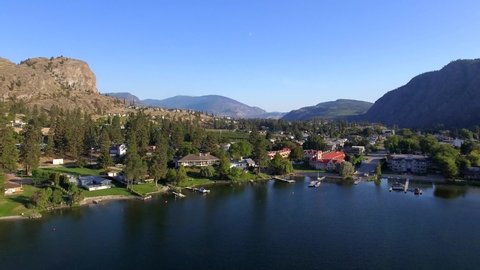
[1,0,480,112]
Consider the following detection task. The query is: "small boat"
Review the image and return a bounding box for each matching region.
[354,179,360,185]
[197,187,210,194]
[308,180,318,187]
[414,188,423,195]
[315,181,321,187]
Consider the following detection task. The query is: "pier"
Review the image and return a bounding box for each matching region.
[273,176,295,183]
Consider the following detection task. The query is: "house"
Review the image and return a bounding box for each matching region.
[452,138,465,148]
[109,144,127,157]
[177,153,220,167]
[304,149,322,160]
[309,151,346,171]
[463,167,480,180]
[52,158,64,165]
[267,148,291,159]
[79,176,112,191]
[387,154,430,174]
[230,158,256,170]
[4,182,23,195]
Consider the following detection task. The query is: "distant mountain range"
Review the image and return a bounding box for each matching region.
[105,93,285,119]
[282,99,373,121]
[360,59,480,128]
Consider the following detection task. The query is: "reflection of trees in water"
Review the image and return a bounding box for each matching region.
[434,185,468,199]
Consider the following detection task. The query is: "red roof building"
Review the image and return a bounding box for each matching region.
[309,151,346,171]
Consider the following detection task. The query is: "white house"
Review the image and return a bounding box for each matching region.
[109,144,127,157]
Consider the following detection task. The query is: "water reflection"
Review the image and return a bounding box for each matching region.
[434,185,468,199]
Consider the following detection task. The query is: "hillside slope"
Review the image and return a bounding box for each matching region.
[282,99,372,121]
[361,59,480,128]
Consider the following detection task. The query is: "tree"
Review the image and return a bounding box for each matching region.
[339,161,355,179]
[229,140,253,160]
[176,166,188,184]
[217,155,231,179]
[249,131,269,173]
[289,146,304,161]
[303,135,327,151]
[200,166,215,178]
[166,168,177,183]
[98,130,113,170]
[51,189,64,205]
[21,122,42,175]
[0,171,5,196]
[0,127,19,172]
[124,134,147,187]
[149,136,168,186]
[270,153,293,175]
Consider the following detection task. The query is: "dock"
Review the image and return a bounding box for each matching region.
[404,178,409,193]
[273,176,295,183]
[172,191,186,198]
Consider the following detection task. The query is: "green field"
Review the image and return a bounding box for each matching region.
[178,177,215,188]
[0,185,40,217]
[38,166,103,176]
[130,183,160,196]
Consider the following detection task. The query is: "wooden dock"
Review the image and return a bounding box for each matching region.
[273,176,295,183]
[172,191,186,198]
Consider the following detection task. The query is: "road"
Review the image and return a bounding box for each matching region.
[355,151,387,178]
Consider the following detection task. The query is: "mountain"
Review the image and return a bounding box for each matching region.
[0,56,122,112]
[361,59,480,128]
[143,95,268,118]
[282,99,373,121]
[105,92,141,105]
[106,92,284,118]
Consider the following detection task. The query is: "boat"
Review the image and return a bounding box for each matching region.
[315,181,321,187]
[317,172,325,181]
[414,188,423,195]
[354,179,360,185]
[308,180,318,187]
[196,187,210,194]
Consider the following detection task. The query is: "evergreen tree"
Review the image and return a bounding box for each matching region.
[98,130,113,170]
[217,154,231,179]
[149,135,168,186]
[21,122,42,175]
[124,134,147,187]
[0,127,19,172]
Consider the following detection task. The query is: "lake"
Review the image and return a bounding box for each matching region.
[1,178,480,270]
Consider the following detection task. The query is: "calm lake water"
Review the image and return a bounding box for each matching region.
[1,178,480,270]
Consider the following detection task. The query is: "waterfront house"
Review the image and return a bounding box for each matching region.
[463,167,480,180]
[230,158,256,171]
[177,153,220,167]
[387,154,430,174]
[267,148,291,160]
[309,151,346,171]
[4,182,23,195]
[79,176,112,191]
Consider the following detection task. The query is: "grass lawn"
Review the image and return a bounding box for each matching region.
[0,185,40,217]
[293,163,324,173]
[178,177,215,188]
[130,183,160,196]
[38,166,103,176]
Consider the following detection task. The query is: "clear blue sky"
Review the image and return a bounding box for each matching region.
[1,0,480,112]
